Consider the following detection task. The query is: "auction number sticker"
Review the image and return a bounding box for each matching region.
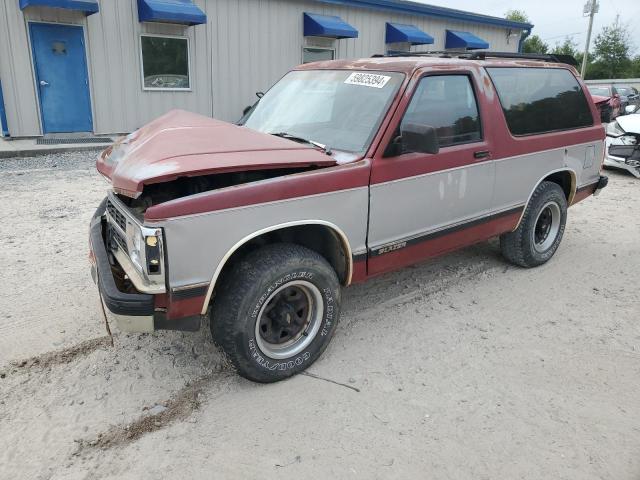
[344,72,391,88]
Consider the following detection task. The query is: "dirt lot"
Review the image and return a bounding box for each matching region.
[1,152,639,480]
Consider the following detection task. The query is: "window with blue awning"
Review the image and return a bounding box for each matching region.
[19,0,99,15]
[445,30,489,50]
[386,23,433,45]
[303,13,358,39]
[137,0,207,26]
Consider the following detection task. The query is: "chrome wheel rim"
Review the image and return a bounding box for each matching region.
[255,280,323,359]
[533,201,561,253]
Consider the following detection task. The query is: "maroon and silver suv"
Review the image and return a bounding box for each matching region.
[90,52,607,382]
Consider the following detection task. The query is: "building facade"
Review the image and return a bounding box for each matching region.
[0,0,532,138]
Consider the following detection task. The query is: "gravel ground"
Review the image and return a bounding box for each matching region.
[0,152,639,480]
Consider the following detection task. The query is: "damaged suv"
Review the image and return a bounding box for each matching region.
[90,52,607,382]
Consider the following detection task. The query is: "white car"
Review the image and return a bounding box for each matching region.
[605,112,640,178]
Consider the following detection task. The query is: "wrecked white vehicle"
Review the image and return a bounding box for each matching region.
[606,113,640,178]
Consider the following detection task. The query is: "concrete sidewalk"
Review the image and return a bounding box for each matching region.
[0,136,113,159]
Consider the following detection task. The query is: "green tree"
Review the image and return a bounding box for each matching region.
[631,56,640,77]
[589,18,632,78]
[522,35,549,54]
[504,9,530,23]
[552,37,579,57]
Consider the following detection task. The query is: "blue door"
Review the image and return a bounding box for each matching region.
[30,23,93,133]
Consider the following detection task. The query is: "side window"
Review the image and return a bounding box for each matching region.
[487,67,593,136]
[401,75,482,148]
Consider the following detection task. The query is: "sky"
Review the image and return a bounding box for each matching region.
[416,0,640,55]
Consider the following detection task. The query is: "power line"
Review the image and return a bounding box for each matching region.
[543,32,584,41]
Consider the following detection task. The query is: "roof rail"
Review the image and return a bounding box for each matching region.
[372,50,578,67]
[467,51,578,67]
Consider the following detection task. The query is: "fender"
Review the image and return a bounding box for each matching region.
[199,220,354,315]
[512,167,577,231]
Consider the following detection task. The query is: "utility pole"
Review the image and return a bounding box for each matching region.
[581,0,598,77]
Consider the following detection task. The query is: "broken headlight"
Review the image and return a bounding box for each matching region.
[126,222,163,276]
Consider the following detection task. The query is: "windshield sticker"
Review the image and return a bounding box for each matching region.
[344,72,391,89]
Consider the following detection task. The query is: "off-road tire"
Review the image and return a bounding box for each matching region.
[211,243,341,383]
[500,181,568,268]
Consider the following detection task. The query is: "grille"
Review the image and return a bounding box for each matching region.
[36,137,113,145]
[110,226,128,254]
[106,199,127,231]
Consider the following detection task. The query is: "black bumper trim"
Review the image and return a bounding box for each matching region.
[91,199,155,317]
[596,175,608,190]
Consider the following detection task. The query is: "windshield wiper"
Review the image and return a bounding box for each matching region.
[269,132,332,155]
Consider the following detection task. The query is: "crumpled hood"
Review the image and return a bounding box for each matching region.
[616,113,640,134]
[97,109,336,197]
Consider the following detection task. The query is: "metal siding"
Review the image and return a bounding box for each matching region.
[83,0,211,134]
[0,0,521,136]
[204,0,519,122]
[0,1,42,136]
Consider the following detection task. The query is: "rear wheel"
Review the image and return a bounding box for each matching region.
[500,181,567,268]
[211,243,341,382]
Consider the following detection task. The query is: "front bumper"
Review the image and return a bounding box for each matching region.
[90,199,202,333]
[604,139,640,178]
[90,199,155,332]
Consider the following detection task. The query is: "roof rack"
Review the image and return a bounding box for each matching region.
[372,50,578,67]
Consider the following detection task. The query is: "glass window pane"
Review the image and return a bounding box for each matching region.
[488,67,593,136]
[302,48,334,64]
[244,70,404,153]
[401,75,482,148]
[141,36,189,89]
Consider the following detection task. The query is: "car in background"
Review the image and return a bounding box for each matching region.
[590,94,615,123]
[616,85,640,113]
[605,114,640,178]
[587,85,623,121]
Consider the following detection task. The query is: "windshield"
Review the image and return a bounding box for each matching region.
[588,86,611,96]
[617,87,632,96]
[243,70,404,154]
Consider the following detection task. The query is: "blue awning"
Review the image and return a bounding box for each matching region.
[137,0,207,26]
[445,30,489,50]
[303,13,358,39]
[19,0,99,15]
[386,23,433,45]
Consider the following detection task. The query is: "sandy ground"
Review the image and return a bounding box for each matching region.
[0,153,639,480]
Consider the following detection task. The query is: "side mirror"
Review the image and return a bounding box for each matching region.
[625,105,638,114]
[400,123,439,155]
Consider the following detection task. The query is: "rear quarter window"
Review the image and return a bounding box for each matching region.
[487,67,593,136]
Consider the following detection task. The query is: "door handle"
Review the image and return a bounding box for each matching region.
[40,80,49,87]
[473,150,490,159]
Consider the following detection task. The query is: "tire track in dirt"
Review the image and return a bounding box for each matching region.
[0,336,112,377]
[73,370,233,455]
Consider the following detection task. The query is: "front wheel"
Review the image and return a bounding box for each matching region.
[500,181,568,268]
[211,243,341,382]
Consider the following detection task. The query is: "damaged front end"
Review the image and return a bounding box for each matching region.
[605,118,640,178]
[90,109,342,333]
